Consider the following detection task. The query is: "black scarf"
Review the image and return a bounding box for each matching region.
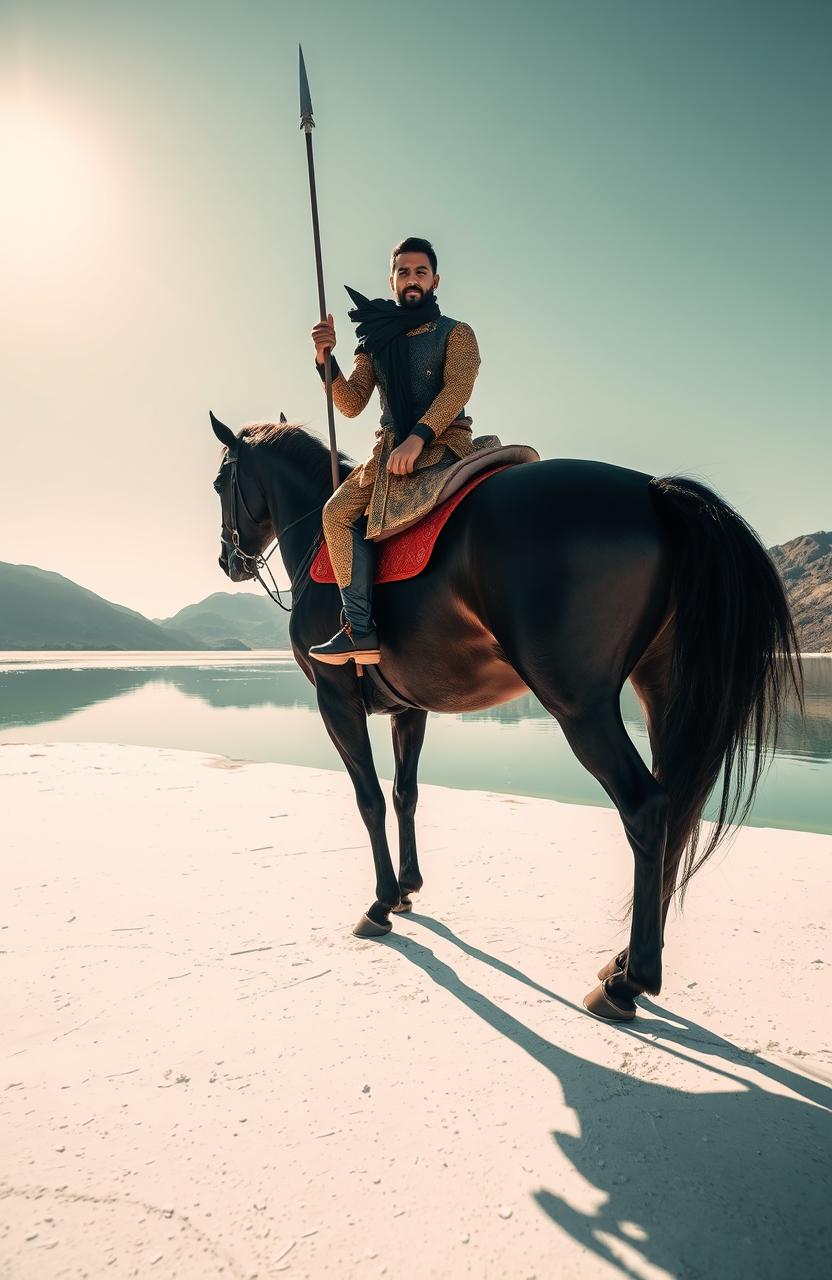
[345,285,441,443]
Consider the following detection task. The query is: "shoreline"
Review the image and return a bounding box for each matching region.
[1,647,830,671]
[2,740,830,1278]
[1,736,830,841]
[1,729,829,840]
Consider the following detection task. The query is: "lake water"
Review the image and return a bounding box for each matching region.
[1,651,830,836]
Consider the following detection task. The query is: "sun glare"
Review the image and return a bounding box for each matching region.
[0,96,112,273]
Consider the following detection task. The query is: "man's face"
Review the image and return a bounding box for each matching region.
[390,251,440,307]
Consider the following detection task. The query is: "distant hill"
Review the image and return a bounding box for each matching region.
[159,591,291,650]
[769,532,831,653]
[0,562,209,651]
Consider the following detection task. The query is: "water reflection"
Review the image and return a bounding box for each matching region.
[462,665,832,765]
[0,660,315,728]
[1,656,828,763]
[165,664,317,713]
[0,667,154,729]
[0,655,829,835]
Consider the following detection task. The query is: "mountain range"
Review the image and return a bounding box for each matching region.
[768,531,832,653]
[157,592,290,649]
[0,532,829,651]
[0,564,290,651]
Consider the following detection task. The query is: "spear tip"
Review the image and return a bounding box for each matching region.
[299,44,314,129]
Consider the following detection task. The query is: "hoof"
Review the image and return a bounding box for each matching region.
[353,913,392,938]
[583,981,637,1022]
[392,895,413,914]
[597,952,626,983]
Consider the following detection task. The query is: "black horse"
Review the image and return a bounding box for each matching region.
[210,415,801,1021]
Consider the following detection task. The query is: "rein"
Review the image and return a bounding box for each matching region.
[221,454,323,613]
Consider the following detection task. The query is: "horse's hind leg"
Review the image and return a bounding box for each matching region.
[597,628,677,985]
[390,708,428,913]
[547,699,669,1020]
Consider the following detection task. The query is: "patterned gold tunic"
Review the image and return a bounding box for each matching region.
[318,319,484,586]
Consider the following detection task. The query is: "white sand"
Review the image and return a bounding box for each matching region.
[1,742,830,1280]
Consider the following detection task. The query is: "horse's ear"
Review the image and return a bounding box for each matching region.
[279,412,287,424]
[210,410,237,451]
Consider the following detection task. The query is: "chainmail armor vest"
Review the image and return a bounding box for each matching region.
[371,315,466,440]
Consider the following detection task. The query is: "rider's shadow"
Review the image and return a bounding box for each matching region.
[383,916,831,1280]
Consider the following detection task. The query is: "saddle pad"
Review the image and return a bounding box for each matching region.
[310,464,511,585]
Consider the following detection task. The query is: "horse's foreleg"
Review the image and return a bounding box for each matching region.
[555,703,669,1021]
[315,678,400,936]
[389,708,428,913]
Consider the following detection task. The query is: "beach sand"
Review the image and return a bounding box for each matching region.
[1,742,830,1279]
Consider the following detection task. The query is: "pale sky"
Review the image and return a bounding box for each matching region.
[1,0,829,618]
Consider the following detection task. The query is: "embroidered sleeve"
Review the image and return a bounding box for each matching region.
[416,322,481,439]
[316,351,376,418]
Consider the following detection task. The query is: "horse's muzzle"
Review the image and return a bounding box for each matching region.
[222,548,254,582]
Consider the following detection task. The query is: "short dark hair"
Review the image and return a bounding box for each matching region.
[391,237,437,275]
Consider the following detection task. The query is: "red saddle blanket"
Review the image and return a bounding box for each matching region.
[310,464,510,585]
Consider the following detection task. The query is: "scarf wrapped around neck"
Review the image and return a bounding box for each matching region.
[345,285,441,444]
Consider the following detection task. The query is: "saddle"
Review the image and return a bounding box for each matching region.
[310,444,540,586]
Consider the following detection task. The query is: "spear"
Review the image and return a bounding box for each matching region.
[299,45,340,494]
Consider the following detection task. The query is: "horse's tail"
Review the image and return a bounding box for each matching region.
[647,475,803,905]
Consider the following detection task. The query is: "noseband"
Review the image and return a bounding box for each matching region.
[219,449,322,613]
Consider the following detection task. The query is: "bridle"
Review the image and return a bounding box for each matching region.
[217,445,323,613]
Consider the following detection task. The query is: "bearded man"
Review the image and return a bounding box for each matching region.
[308,236,482,666]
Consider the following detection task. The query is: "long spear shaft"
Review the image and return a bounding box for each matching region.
[299,46,340,494]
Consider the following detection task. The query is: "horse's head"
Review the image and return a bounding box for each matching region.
[210,410,284,581]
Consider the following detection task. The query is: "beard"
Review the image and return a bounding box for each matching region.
[397,284,434,308]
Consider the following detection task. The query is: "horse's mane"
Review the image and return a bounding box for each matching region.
[240,421,354,487]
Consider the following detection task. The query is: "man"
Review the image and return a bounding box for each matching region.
[308,236,482,666]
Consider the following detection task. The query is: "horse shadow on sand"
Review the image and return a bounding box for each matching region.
[383,916,831,1280]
